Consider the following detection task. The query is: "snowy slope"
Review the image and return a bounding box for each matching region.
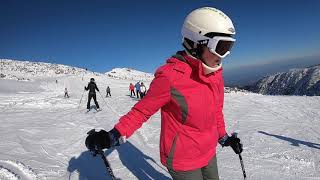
[248,64,320,96]
[0,60,320,180]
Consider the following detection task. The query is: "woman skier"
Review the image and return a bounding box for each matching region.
[86,7,243,180]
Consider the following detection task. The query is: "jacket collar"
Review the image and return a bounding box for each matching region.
[170,51,222,74]
[168,51,223,87]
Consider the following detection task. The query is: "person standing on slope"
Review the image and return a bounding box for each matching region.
[134,81,141,99]
[85,7,243,180]
[64,88,69,98]
[139,82,147,99]
[129,83,135,97]
[85,78,100,111]
[106,86,111,97]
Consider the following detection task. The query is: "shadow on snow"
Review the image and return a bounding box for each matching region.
[67,141,170,180]
[258,131,320,150]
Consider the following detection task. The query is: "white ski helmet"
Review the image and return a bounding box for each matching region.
[182,7,236,59]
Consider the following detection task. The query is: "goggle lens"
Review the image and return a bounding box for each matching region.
[215,40,234,56]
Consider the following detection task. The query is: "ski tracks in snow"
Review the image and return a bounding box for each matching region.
[0,160,38,180]
[102,95,153,146]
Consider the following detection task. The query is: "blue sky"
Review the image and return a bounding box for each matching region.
[1,0,319,75]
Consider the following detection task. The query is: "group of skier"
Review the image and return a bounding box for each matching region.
[61,76,149,113]
[62,77,110,111]
[129,81,147,99]
[85,6,244,180]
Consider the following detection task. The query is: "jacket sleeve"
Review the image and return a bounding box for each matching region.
[95,84,99,92]
[216,77,227,138]
[114,69,171,138]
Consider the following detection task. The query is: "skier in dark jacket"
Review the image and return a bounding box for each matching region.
[106,86,111,97]
[64,88,69,98]
[85,78,100,111]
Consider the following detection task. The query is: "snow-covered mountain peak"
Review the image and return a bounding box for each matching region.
[248,64,320,96]
[105,68,154,81]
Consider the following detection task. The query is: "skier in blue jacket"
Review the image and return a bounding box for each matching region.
[134,82,141,98]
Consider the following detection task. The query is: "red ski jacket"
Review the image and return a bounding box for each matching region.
[115,52,227,171]
[129,84,134,91]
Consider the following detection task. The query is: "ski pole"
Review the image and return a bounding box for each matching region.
[98,91,107,105]
[232,133,246,180]
[98,91,121,117]
[97,148,116,180]
[238,153,246,179]
[86,129,117,179]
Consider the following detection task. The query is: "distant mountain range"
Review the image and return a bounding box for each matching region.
[2,59,319,96]
[224,55,320,87]
[246,64,320,96]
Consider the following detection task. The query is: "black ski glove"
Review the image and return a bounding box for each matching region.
[85,128,123,151]
[219,133,243,154]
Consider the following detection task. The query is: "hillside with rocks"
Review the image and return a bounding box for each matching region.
[248,64,320,96]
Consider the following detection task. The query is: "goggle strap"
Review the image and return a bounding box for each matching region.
[183,40,192,50]
[193,42,197,49]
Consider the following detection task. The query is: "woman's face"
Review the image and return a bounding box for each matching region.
[201,47,221,67]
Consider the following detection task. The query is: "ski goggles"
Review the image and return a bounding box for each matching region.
[206,36,235,58]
